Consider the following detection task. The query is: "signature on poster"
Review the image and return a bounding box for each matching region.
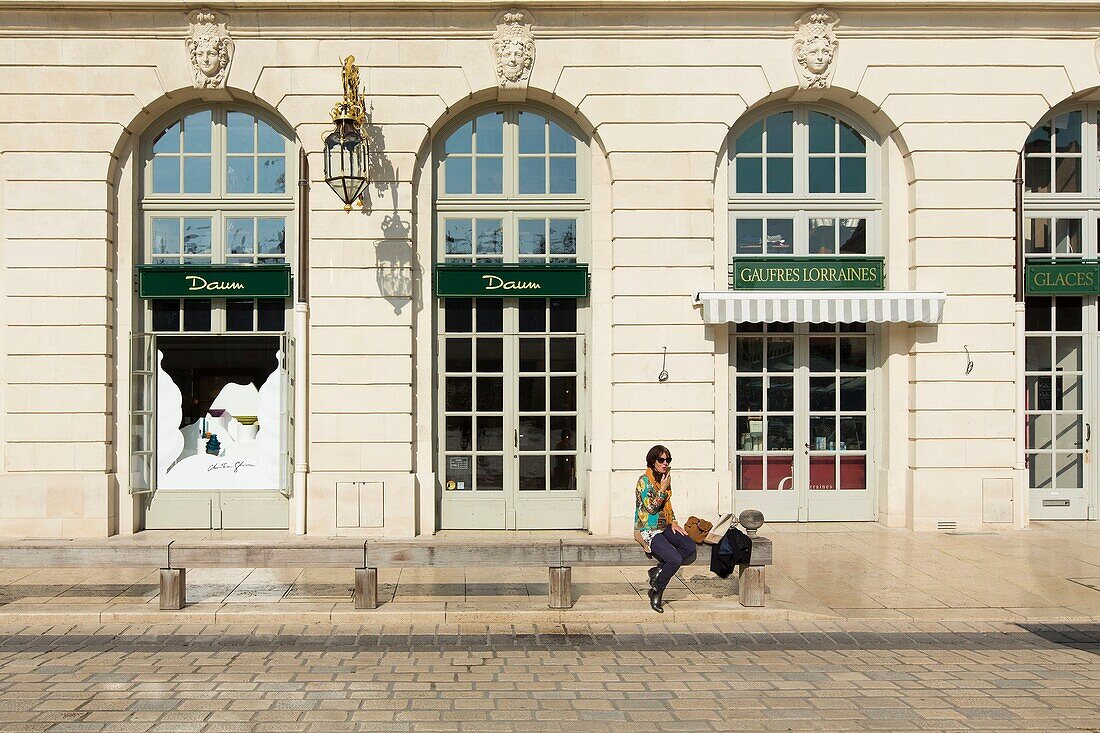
[207,461,257,474]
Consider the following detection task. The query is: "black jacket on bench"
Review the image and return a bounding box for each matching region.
[710,526,753,579]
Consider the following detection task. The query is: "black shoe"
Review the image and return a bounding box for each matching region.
[647,566,660,590]
[648,588,664,613]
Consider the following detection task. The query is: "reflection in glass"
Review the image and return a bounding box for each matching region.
[809,339,835,372]
[767,377,793,411]
[767,157,794,194]
[840,158,866,193]
[477,338,504,372]
[809,377,834,412]
[766,112,793,153]
[445,121,473,154]
[549,338,575,372]
[839,376,866,411]
[768,416,794,451]
[519,455,545,491]
[519,416,546,451]
[444,298,472,333]
[445,156,472,194]
[767,339,794,372]
[549,455,575,491]
[839,416,866,450]
[550,376,576,411]
[809,218,834,254]
[839,338,867,372]
[476,156,503,194]
[184,157,211,194]
[519,338,545,372]
[839,218,866,253]
[476,376,504,411]
[478,416,504,451]
[477,456,504,491]
[446,416,472,451]
[477,112,504,154]
[736,157,762,194]
[519,376,544,411]
[736,338,764,371]
[808,112,835,153]
[809,157,834,193]
[445,377,472,411]
[736,218,763,254]
[519,219,545,256]
[735,121,762,154]
[519,157,545,194]
[766,219,794,254]
[737,377,763,412]
[549,416,576,450]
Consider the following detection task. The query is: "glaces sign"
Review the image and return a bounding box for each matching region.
[1025,261,1100,295]
[138,264,292,299]
[435,263,589,298]
[731,257,885,291]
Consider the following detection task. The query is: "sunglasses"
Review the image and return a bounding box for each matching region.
[655,457,672,465]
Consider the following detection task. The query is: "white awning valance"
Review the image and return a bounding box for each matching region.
[694,291,946,325]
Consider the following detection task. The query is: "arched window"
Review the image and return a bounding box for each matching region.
[131,104,295,527]
[728,106,878,257]
[1021,107,1096,520]
[433,106,588,530]
[141,105,294,332]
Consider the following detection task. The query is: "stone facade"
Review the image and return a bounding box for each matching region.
[0,1,1094,537]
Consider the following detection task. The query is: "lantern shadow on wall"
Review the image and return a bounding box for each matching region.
[363,113,415,312]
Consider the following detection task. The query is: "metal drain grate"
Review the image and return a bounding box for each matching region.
[937,520,957,531]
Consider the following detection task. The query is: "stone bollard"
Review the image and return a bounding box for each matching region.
[738,509,764,537]
[736,509,766,606]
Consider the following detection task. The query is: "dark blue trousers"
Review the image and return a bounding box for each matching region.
[649,527,696,591]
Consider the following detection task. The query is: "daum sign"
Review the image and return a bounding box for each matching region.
[435,263,589,298]
[731,257,885,291]
[138,264,293,299]
[1025,261,1100,295]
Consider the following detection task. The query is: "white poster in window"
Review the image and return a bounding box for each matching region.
[155,348,287,490]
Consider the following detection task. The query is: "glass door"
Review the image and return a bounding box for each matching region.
[439,297,585,529]
[1026,296,1091,519]
[731,323,874,521]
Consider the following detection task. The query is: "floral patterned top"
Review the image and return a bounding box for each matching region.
[635,469,676,544]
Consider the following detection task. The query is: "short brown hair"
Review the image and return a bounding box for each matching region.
[646,444,672,470]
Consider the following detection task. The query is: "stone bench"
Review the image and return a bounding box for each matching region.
[0,517,772,611]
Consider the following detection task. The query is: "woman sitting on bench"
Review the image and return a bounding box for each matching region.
[634,444,694,613]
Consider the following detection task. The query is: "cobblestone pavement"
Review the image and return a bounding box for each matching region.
[0,621,1097,732]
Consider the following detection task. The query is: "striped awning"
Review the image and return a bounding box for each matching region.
[694,291,946,325]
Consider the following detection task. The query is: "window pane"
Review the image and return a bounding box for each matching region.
[1055,111,1081,154]
[519,219,546,256]
[257,299,285,331]
[549,219,577,255]
[476,299,504,333]
[768,339,794,372]
[226,156,255,193]
[809,376,834,411]
[1055,157,1080,193]
[226,299,253,331]
[766,219,794,255]
[1055,297,1082,332]
[477,338,504,372]
[1025,157,1051,194]
[736,376,763,412]
[839,376,866,411]
[519,299,545,332]
[735,121,762,154]
[258,156,286,194]
[151,299,180,331]
[445,121,473,154]
[550,376,576,411]
[809,218,835,255]
[839,337,867,372]
[839,416,866,451]
[839,158,866,193]
[519,455,545,491]
[444,156,472,194]
[839,455,866,489]
[809,157,835,193]
[549,338,576,372]
[766,158,793,193]
[736,157,762,194]
[735,338,764,371]
[445,338,472,372]
[475,156,503,194]
[183,218,212,254]
[550,455,575,491]
[258,218,285,255]
[227,217,254,255]
[445,219,473,255]
[736,219,763,254]
[808,112,835,153]
[549,299,577,332]
[519,376,545,411]
[766,112,793,153]
[477,456,505,491]
[446,416,472,451]
[444,299,473,333]
[183,110,212,153]
[839,121,865,153]
[152,156,180,194]
[152,121,180,154]
[475,219,503,255]
[445,377,472,411]
[519,112,546,153]
[768,376,793,411]
[809,338,835,371]
[549,157,577,194]
[519,338,545,372]
[1026,121,1052,156]
[152,218,180,255]
[476,112,504,154]
[1026,218,1051,254]
[183,157,211,194]
[518,157,545,194]
[550,416,576,450]
[227,112,254,153]
[549,121,576,154]
[476,376,504,411]
[519,416,546,451]
[1055,219,1082,254]
[839,219,866,254]
[257,119,284,154]
[1025,297,1052,331]
[182,299,212,331]
[767,416,794,450]
[478,416,504,451]
[445,457,472,492]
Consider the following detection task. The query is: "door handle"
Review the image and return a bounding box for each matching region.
[1087,423,1092,442]
[804,442,811,453]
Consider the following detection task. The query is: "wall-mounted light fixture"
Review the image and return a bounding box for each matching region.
[323,56,370,212]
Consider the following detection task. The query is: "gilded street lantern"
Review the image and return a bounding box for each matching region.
[323,56,369,212]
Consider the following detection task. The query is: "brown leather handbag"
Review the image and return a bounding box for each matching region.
[683,516,713,544]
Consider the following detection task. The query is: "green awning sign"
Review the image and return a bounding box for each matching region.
[138,264,292,299]
[1025,261,1100,295]
[435,263,589,298]
[731,257,885,291]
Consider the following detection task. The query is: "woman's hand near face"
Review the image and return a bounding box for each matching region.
[659,470,671,491]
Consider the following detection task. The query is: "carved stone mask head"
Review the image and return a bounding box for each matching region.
[793,8,839,89]
[186,10,234,89]
[492,10,535,89]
